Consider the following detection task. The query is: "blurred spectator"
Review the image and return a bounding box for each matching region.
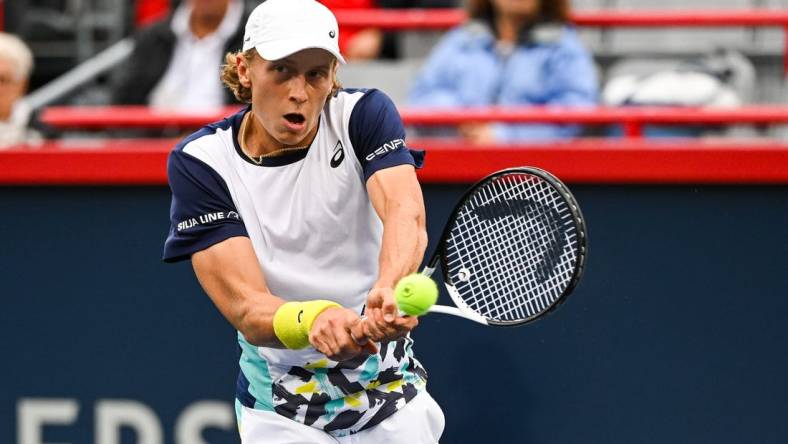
[319,0,384,61]
[320,0,458,60]
[0,32,46,148]
[111,0,247,111]
[408,0,598,143]
[377,0,458,59]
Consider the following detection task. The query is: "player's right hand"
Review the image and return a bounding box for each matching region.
[309,307,378,361]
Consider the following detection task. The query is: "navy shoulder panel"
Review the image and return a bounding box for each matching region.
[347,89,423,181]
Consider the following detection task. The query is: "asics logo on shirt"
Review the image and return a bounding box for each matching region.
[330,141,345,168]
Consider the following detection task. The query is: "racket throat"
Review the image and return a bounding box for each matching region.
[429,304,488,325]
[442,284,489,325]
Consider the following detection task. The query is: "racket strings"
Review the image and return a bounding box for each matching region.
[444,173,580,322]
[492,181,576,319]
[468,179,562,318]
[460,180,546,318]
[450,202,564,319]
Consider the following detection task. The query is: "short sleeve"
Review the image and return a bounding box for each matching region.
[162,149,248,262]
[348,89,425,181]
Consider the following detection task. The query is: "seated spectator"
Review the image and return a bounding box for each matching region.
[408,0,598,143]
[320,0,460,61]
[0,32,45,148]
[111,0,247,111]
[319,0,384,61]
[377,0,459,59]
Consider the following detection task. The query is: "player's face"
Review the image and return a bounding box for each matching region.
[242,49,337,149]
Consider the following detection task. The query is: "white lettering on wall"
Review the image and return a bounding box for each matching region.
[175,401,235,444]
[16,398,235,443]
[96,400,163,444]
[18,398,79,444]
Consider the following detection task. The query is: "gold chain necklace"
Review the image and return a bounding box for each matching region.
[243,145,310,164]
[239,113,309,165]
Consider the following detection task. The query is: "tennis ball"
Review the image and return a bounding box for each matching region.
[395,274,438,316]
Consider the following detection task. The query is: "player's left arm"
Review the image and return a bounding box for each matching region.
[360,164,427,342]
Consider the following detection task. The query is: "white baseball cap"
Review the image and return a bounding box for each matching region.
[242,0,346,64]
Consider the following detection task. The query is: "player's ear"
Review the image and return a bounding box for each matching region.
[328,58,341,97]
[237,53,252,88]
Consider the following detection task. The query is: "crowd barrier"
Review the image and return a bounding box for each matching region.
[0,104,781,185]
[335,8,788,29]
[37,104,788,137]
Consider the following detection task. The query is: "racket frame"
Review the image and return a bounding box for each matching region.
[423,167,587,326]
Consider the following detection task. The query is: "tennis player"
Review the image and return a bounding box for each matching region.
[162,0,444,442]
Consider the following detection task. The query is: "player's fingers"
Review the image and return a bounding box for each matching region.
[310,335,334,357]
[346,320,378,355]
[363,308,389,340]
[323,336,342,359]
[311,318,343,357]
[333,323,366,361]
[384,320,416,340]
[366,290,384,309]
[373,305,412,332]
[393,314,419,330]
[349,318,369,345]
[375,314,418,341]
[381,293,398,323]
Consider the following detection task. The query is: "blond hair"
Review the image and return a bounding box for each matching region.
[220,49,342,104]
[0,32,34,81]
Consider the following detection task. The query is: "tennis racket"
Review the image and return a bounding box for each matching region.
[421,167,587,326]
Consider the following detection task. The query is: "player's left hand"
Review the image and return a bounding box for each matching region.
[355,287,418,343]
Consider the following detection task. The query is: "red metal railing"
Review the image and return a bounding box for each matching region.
[39,105,788,139]
[334,9,788,29]
[334,9,788,74]
[2,138,787,185]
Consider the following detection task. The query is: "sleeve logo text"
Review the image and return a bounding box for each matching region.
[365,139,406,162]
[177,211,240,232]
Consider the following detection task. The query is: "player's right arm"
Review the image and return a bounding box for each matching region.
[191,238,375,359]
[191,236,282,346]
[163,148,374,359]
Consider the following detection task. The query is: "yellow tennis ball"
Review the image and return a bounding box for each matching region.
[395,274,438,316]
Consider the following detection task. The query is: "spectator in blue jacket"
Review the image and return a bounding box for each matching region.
[408,0,598,143]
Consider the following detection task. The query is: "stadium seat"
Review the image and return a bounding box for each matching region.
[338,59,425,106]
[605,0,754,56]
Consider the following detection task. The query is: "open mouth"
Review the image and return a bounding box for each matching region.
[284,113,305,125]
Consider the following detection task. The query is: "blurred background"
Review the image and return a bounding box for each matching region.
[1,1,788,443]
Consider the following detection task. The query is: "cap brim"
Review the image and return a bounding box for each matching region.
[254,39,346,65]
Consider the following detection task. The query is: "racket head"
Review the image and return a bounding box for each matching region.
[429,167,587,326]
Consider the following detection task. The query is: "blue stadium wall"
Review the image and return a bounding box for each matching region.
[2,184,787,444]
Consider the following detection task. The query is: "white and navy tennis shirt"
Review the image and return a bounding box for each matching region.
[163,89,428,437]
